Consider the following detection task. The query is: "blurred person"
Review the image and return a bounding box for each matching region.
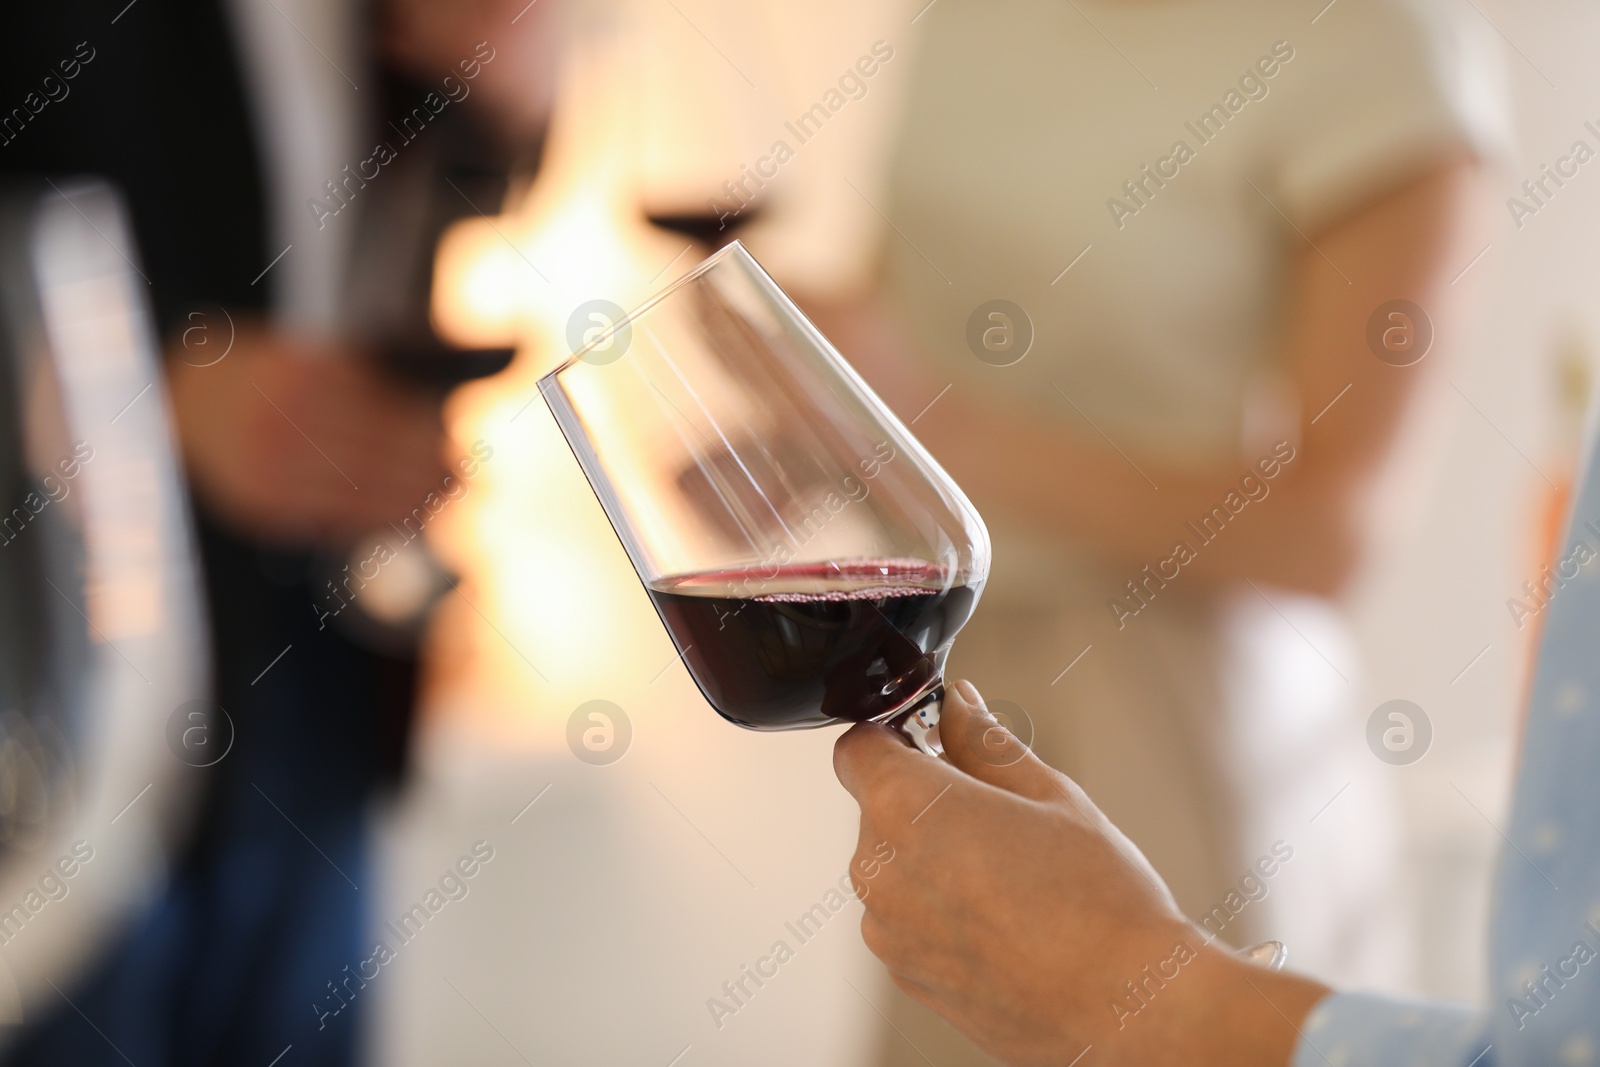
[0,1,558,1063]
[806,2,1508,1059]
[833,525,1600,1067]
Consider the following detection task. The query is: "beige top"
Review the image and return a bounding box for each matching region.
[880,0,1510,597]
[884,0,1508,468]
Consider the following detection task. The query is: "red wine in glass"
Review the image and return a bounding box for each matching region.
[647,560,978,730]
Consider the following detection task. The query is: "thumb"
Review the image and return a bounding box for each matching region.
[939,680,1065,804]
[833,721,921,803]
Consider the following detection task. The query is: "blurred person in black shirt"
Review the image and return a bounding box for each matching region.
[0,1,558,1063]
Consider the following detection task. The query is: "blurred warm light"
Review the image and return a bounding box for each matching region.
[432,18,685,370]
[420,0,919,749]
[423,19,691,744]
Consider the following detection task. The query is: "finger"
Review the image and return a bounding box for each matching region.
[833,721,950,810]
[942,684,1123,835]
[858,908,894,962]
[886,969,946,1015]
[860,911,941,993]
[939,679,1067,805]
[833,722,907,800]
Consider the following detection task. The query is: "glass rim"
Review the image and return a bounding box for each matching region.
[540,238,756,381]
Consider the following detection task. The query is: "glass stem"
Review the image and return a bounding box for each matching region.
[886,683,946,758]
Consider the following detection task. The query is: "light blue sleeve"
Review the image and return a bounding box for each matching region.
[1291,993,1487,1067]
[1287,426,1600,1067]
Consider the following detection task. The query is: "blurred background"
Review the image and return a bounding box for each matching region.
[0,0,1595,1064]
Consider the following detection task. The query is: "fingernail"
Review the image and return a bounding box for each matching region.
[954,679,989,713]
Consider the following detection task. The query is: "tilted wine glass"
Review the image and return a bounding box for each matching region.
[539,241,988,754]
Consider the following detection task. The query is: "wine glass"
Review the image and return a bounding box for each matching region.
[538,241,988,755]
